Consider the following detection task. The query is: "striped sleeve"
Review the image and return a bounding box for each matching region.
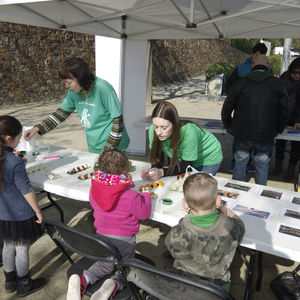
[35,108,72,135]
[103,115,124,151]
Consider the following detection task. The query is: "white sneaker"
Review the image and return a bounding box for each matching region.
[66,274,81,300]
[90,278,117,300]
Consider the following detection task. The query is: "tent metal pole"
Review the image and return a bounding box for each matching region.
[119,15,127,104]
[120,38,125,105]
[190,0,194,24]
[169,0,195,27]
[195,4,274,27]
[197,0,223,37]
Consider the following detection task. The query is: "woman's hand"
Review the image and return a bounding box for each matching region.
[140,169,151,180]
[24,127,40,141]
[140,168,164,181]
[147,168,163,181]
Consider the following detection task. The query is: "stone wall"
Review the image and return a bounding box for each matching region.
[0,22,248,105]
[0,22,95,106]
[151,39,248,86]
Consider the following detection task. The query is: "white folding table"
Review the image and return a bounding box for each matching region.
[27,145,300,259]
[27,145,300,300]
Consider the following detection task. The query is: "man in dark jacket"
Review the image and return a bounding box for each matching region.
[221,55,290,185]
[225,43,271,174]
[225,43,270,93]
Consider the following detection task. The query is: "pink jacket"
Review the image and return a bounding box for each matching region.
[90,172,152,236]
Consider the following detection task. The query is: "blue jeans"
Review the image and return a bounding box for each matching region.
[195,162,222,176]
[232,137,273,185]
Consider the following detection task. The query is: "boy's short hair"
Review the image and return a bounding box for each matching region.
[183,173,218,211]
[252,43,267,55]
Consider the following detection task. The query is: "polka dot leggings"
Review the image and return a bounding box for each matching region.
[2,240,30,277]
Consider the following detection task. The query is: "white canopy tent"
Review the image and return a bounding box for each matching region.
[1,0,300,153]
[1,0,300,39]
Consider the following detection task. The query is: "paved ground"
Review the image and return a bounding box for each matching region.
[0,96,298,300]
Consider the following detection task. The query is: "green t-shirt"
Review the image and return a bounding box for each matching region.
[60,77,130,154]
[149,122,222,166]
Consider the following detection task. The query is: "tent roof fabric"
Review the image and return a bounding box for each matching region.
[0,0,300,39]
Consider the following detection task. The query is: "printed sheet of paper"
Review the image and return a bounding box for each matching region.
[233,204,271,220]
[281,208,300,221]
[288,195,300,205]
[224,182,251,192]
[260,189,285,200]
[276,223,300,239]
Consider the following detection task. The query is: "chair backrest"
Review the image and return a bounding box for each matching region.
[44,218,121,263]
[122,258,235,300]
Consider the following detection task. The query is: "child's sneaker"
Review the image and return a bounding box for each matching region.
[66,274,87,300]
[90,278,118,300]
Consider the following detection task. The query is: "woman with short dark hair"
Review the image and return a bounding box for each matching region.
[25,57,130,154]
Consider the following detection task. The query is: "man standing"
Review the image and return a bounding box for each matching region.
[225,43,270,92]
[225,42,271,174]
[221,55,290,185]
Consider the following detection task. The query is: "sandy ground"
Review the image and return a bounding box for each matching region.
[0,96,298,300]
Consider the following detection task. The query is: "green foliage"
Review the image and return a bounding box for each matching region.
[269,55,282,77]
[231,38,300,54]
[206,62,240,81]
[230,39,260,54]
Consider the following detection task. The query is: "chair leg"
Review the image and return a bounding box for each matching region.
[118,267,143,300]
[37,190,65,223]
[256,252,263,291]
[243,250,257,300]
[46,192,65,223]
[52,239,74,265]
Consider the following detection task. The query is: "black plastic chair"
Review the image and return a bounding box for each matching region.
[121,258,235,300]
[44,219,153,299]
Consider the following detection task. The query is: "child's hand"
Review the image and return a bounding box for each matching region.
[224,207,237,218]
[13,150,21,157]
[141,187,150,193]
[218,206,236,218]
[217,206,227,216]
[35,211,44,224]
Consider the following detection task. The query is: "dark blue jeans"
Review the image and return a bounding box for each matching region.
[232,137,273,186]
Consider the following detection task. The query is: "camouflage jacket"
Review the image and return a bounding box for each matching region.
[165,214,245,282]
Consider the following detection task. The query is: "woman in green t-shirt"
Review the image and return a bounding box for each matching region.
[141,102,223,181]
[24,58,130,154]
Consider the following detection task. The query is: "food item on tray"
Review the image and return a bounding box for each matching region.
[78,172,94,180]
[67,164,89,174]
[139,180,165,191]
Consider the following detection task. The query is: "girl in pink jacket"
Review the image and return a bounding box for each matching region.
[67,150,151,300]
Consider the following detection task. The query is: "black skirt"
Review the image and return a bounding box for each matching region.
[0,216,44,244]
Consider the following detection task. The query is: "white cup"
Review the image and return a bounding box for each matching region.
[16,126,36,152]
